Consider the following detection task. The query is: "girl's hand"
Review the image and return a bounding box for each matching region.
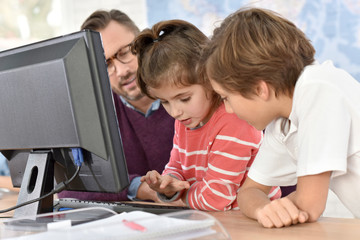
[141,170,190,198]
[255,197,309,228]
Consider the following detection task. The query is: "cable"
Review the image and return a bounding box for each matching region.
[0,165,81,214]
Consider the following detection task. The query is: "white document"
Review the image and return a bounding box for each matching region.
[6,210,216,240]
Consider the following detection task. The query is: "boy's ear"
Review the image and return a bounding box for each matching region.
[255,80,271,100]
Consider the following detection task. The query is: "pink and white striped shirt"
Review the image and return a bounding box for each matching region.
[163,104,281,211]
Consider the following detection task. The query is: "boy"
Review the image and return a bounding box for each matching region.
[202,7,360,227]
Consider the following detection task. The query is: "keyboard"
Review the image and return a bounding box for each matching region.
[54,198,190,215]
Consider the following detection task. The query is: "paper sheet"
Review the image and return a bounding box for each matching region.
[6,211,216,240]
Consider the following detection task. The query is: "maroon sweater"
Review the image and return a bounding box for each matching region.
[58,93,174,201]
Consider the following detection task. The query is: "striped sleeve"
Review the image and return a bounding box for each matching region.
[162,128,186,181]
[186,130,261,211]
[162,106,281,210]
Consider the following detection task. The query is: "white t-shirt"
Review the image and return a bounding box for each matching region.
[248,60,360,217]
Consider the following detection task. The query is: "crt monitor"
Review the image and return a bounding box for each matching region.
[0,30,129,217]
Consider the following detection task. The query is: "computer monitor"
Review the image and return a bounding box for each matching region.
[0,30,129,218]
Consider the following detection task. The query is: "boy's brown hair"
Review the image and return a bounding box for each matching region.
[132,19,220,106]
[202,7,315,98]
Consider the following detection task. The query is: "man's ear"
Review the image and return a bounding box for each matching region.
[255,80,271,101]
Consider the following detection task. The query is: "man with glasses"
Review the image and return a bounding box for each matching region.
[58,9,175,203]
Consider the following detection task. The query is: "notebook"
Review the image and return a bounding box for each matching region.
[5,209,221,240]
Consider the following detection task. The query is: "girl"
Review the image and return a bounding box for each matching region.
[132,19,280,211]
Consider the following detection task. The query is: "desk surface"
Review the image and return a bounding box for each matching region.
[1,177,360,240]
[210,210,360,240]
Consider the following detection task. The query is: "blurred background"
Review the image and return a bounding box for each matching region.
[1,0,359,82]
[0,0,359,218]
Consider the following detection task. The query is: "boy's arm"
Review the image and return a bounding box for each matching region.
[238,171,331,228]
[291,171,331,222]
[238,178,303,228]
[237,177,274,220]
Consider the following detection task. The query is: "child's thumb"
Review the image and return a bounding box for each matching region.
[298,211,309,223]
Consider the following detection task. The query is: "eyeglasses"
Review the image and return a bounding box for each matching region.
[106,43,134,75]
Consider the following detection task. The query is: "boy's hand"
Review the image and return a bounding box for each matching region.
[255,197,309,228]
[140,170,190,198]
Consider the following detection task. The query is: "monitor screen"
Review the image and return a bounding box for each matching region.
[0,30,129,217]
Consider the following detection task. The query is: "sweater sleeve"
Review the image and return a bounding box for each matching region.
[162,123,186,181]
[186,117,262,211]
[184,127,280,210]
[161,109,280,210]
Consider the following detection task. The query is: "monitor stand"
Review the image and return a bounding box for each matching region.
[13,150,54,218]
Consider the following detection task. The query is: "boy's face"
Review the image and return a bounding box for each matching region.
[210,79,274,131]
[149,83,212,129]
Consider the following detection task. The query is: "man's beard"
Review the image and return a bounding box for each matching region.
[122,88,145,102]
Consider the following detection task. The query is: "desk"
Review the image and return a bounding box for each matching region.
[210,210,360,240]
[1,182,360,239]
[0,176,19,218]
